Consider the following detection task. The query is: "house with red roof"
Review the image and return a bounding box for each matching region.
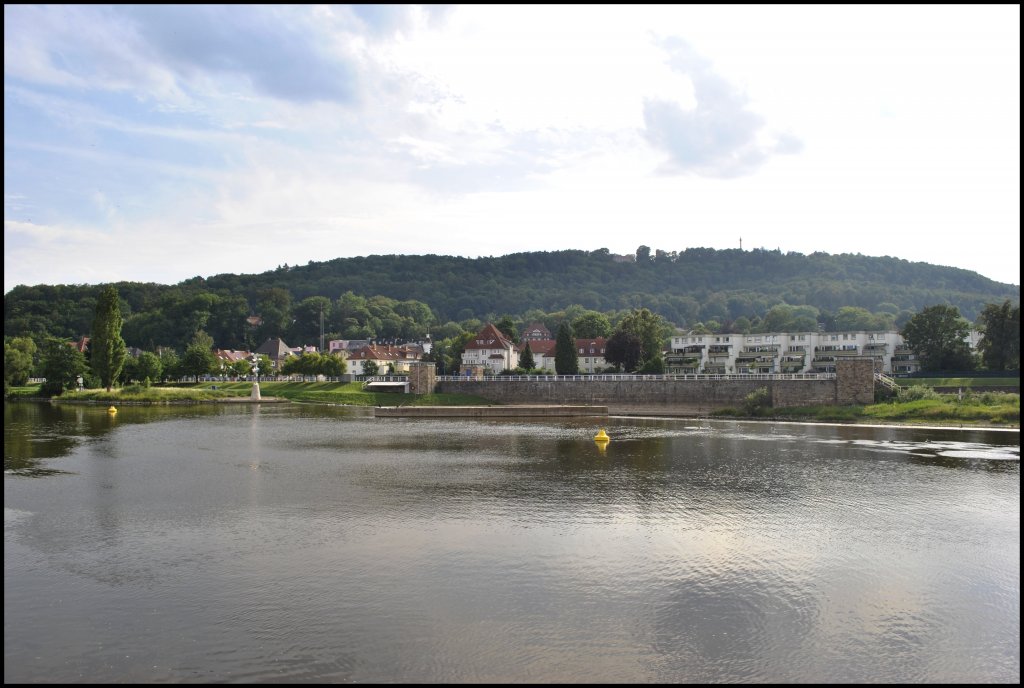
[460,323,518,375]
[517,337,609,373]
[348,343,426,376]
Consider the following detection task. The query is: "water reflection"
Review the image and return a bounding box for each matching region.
[3,402,228,475]
[4,402,1019,683]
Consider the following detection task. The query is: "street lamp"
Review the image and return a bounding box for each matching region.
[250,354,261,401]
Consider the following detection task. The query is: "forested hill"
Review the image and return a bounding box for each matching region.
[4,247,1019,349]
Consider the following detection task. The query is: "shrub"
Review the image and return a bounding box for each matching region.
[742,386,771,415]
[897,385,941,402]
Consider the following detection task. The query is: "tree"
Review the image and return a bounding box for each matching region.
[637,350,665,374]
[4,336,37,390]
[90,285,127,392]
[976,300,1020,371]
[518,341,535,371]
[571,311,612,339]
[180,330,217,379]
[135,351,163,385]
[615,307,671,368]
[901,304,975,371]
[158,349,180,381]
[605,330,642,372]
[40,338,87,397]
[363,360,379,376]
[495,316,520,343]
[289,296,333,346]
[554,322,579,375]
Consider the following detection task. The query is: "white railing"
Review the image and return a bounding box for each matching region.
[874,372,901,391]
[436,373,836,382]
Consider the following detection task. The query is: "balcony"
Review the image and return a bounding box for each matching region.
[666,354,701,365]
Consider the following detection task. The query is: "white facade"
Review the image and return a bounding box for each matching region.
[667,330,982,375]
[461,324,518,375]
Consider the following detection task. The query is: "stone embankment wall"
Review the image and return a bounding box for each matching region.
[435,359,875,415]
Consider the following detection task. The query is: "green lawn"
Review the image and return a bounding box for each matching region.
[898,377,1019,388]
[716,390,1020,427]
[5,381,492,407]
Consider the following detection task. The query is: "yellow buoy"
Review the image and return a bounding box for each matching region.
[594,428,610,442]
[107,405,117,414]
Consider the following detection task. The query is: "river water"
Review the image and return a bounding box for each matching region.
[4,401,1019,683]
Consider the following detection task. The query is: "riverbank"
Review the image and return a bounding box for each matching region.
[5,383,1017,430]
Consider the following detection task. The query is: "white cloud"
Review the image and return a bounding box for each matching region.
[3,4,1020,293]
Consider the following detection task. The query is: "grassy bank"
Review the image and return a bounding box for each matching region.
[714,390,1020,427]
[897,377,1019,388]
[5,381,491,407]
[6,383,1019,428]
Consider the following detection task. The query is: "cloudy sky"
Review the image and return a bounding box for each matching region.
[4,4,1020,293]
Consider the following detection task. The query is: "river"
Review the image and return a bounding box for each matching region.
[4,401,1019,683]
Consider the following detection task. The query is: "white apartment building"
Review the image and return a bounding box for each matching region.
[666,329,982,376]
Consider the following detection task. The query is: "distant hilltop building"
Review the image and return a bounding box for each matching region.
[521,322,551,341]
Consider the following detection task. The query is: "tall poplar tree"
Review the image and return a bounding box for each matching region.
[554,322,579,375]
[91,286,127,392]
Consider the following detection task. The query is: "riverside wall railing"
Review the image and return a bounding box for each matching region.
[435,371,858,411]
[436,373,836,382]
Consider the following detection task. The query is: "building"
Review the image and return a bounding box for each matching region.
[523,337,609,373]
[666,329,983,376]
[460,323,518,375]
[521,322,552,341]
[461,325,608,374]
[347,343,425,376]
[253,337,295,371]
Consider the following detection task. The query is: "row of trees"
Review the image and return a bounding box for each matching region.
[4,293,1019,396]
[7,248,1017,352]
[902,301,1020,372]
